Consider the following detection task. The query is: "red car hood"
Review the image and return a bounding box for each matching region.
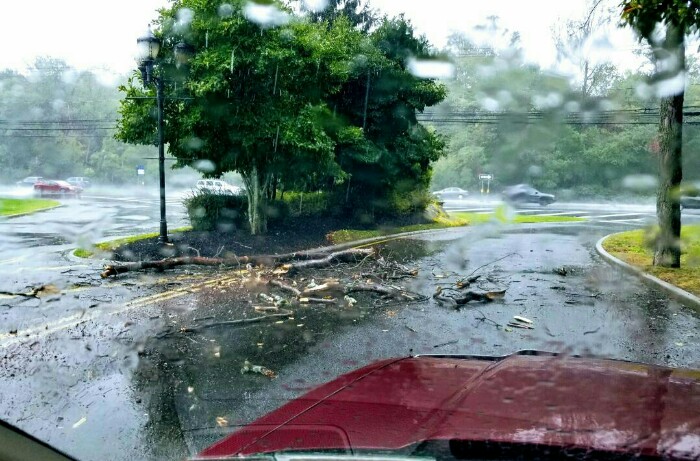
[199,353,700,460]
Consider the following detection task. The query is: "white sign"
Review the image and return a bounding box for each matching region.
[137,168,145,175]
[479,174,493,180]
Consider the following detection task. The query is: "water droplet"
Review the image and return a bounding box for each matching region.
[406,57,455,79]
[654,72,685,98]
[302,0,329,13]
[243,1,290,27]
[479,96,500,111]
[532,92,562,110]
[218,3,234,18]
[174,7,195,34]
[193,159,215,172]
[622,174,657,192]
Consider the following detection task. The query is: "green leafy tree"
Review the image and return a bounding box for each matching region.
[303,0,377,32]
[621,0,700,267]
[117,1,367,234]
[117,1,446,232]
[327,15,447,217]
[0,59,126,182]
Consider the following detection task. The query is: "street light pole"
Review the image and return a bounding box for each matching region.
[156,77,168,243]
[136,27,194,245]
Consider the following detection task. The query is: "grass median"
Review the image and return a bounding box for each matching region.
[327,211,585,244]
[0,197,61,216]
[74,226,193,258]
[602,224,700,297]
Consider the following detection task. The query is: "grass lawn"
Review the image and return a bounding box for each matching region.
[0,197,60,216]
[327,216,467,244]
[602,224,700,297]
[327,211,585,245]
[450,211,586,225]
[74,226,192,258]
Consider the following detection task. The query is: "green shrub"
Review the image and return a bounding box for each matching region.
[386,182,433,216]
[278,191,332,217]
[183,191,248,231]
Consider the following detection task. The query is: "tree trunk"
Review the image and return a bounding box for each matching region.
[654,27,684,268]
[243,165,271,235]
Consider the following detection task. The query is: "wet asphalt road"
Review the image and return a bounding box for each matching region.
[0,187,191,336]
[1,197,700,461]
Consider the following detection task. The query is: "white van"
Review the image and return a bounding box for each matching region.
[195,179,242,195]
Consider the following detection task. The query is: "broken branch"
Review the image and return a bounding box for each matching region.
[268,279,301,296]
[100,248,376,278]
[280,248,375,273]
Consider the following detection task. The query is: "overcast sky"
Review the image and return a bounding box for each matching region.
[0,0,643,81]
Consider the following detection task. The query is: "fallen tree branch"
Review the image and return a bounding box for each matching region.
[156,309,293,338]
[457,252,521,284]
[0,284,61,299]
[103,256,229,278]
[268,279,301,296]
[299,297,337,305]
[433,286,506,306]
[101,248,376,278]
[342,282,424,302]
[474,309,503,328]
[345,282,400,297]
[280,248,375,273]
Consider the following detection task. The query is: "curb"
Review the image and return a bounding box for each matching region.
[596,233,700,309]
[2,203,64,219]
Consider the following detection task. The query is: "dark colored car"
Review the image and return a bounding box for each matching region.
[33,180,82,198]
[198,352,700,460]
[432,187,469,200]
[503,184,556,206]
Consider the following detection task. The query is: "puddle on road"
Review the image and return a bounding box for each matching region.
[117,215,152,222]
[1,232,69,247]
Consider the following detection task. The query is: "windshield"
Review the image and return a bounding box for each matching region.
[1,1,699,460]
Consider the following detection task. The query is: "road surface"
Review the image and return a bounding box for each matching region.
[1,196,699,461]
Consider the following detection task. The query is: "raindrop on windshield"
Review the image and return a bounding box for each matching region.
[218,3,234,18]
[302,0,330,13]
[243,1,290,28]
[654,71,686,98]
[406,57,456,80]
[622,174,658,192]
[193,159,216,173]
[174,7,195,34]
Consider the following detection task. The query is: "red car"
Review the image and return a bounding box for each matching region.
[199,352,700,460]
[33,180,82,198]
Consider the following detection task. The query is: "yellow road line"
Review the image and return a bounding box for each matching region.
[0,273,245,347]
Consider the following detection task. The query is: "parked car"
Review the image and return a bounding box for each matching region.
[681,195,700,209]
[680,184,700,209]
[196,179,243,195]
[503,184,556,206]
[15,176,43,187]
[66,176,91,188]
[33,180,82,198]
[198,351,700,460]
[432,186,468,200]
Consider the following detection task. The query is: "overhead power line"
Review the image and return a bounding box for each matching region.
[416,107,700,126]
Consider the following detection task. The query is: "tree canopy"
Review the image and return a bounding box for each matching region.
[116,0,447,234]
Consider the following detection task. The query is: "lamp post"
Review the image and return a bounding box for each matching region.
[135,28,194,244]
